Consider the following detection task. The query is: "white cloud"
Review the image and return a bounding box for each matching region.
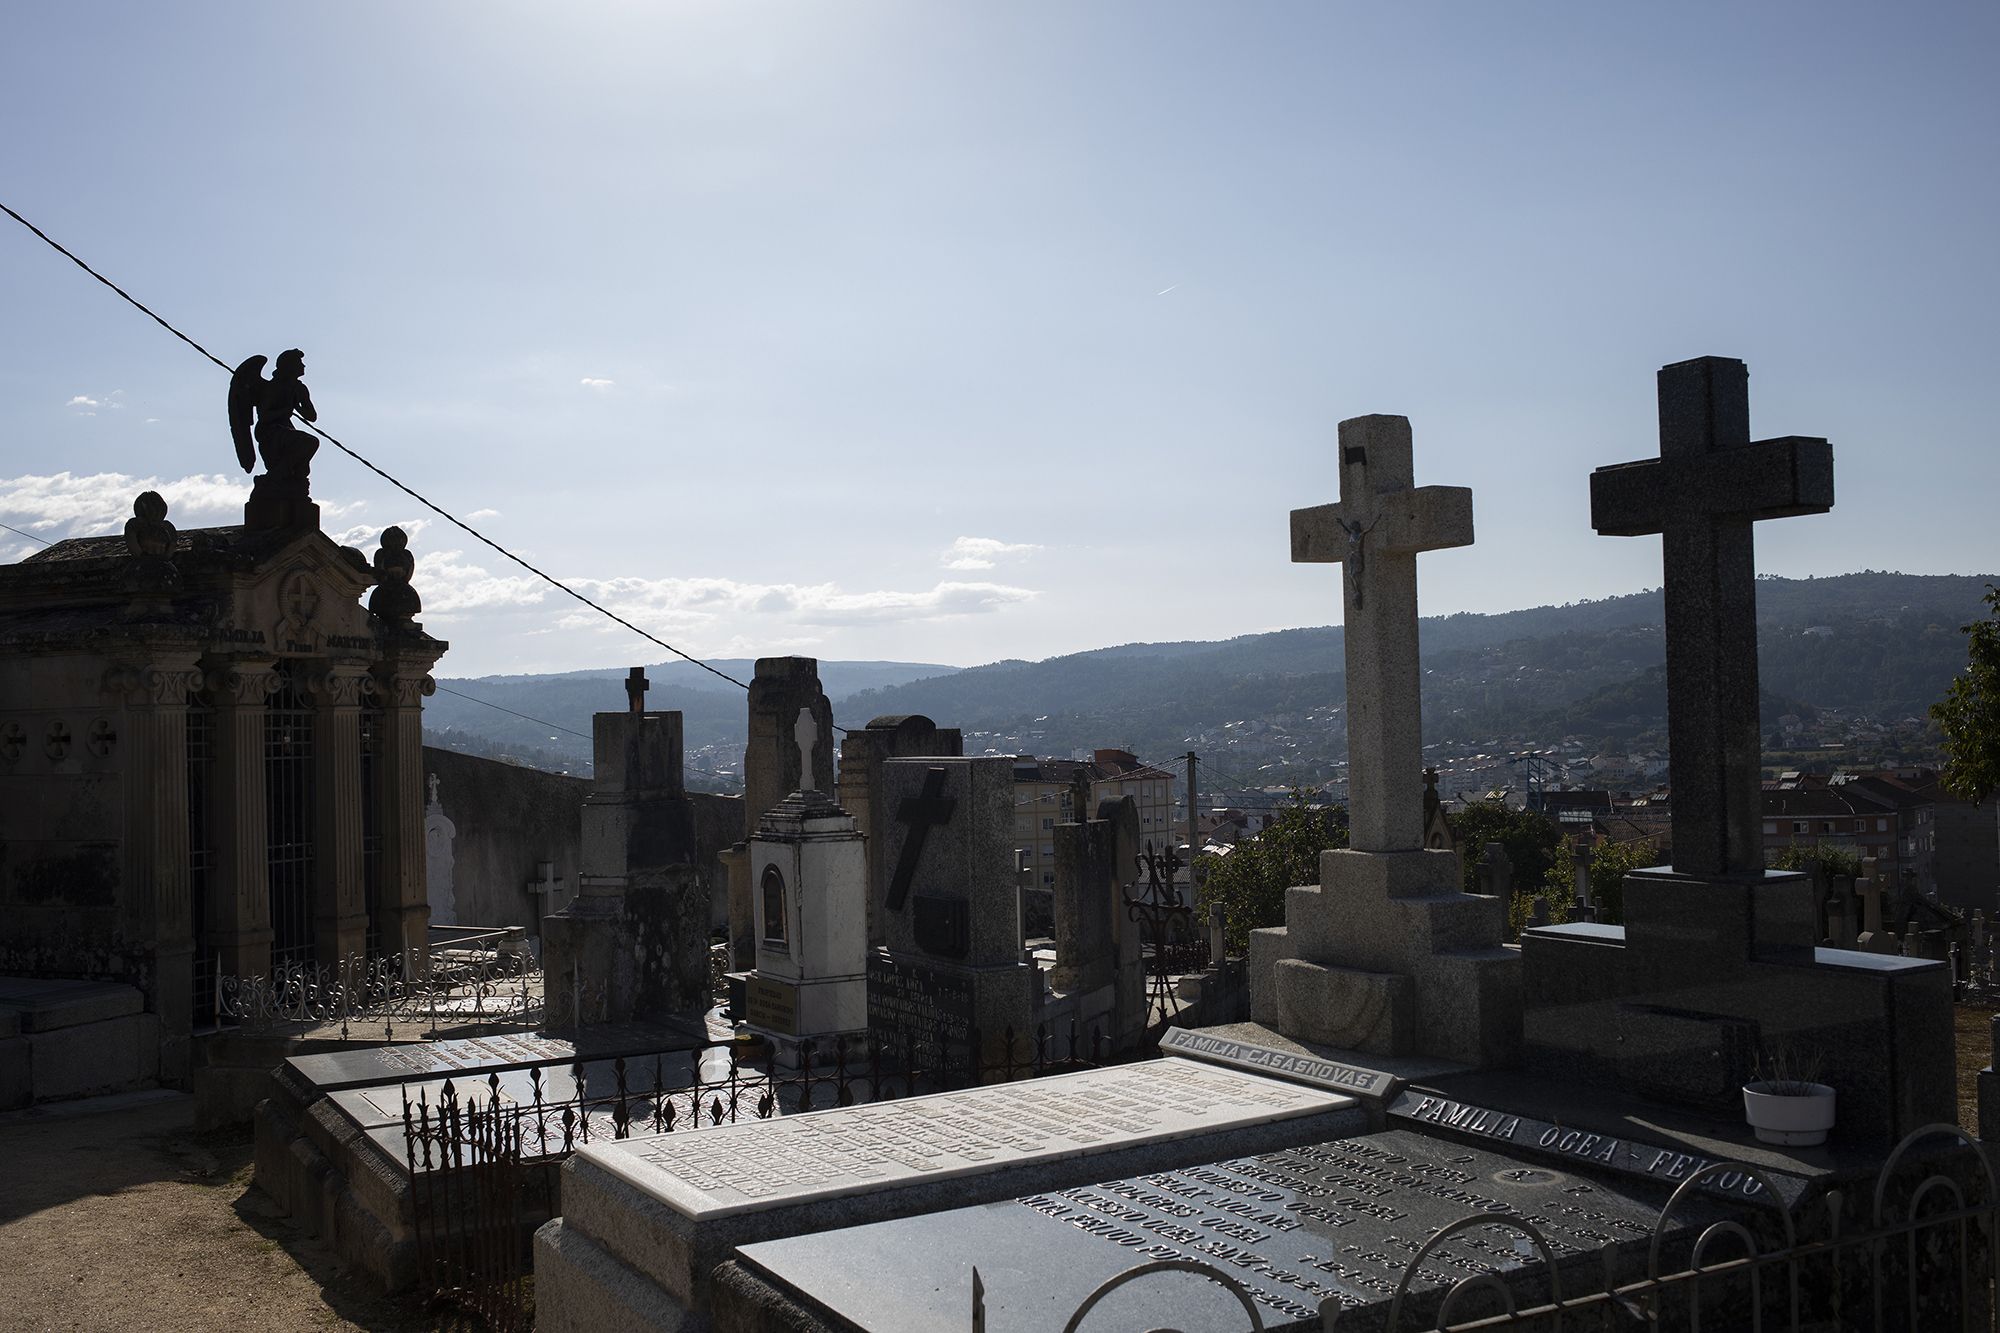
[0,470,370,540]
[466,507,502,521]
[550,574,1035,633]
[943,535,1041,571]
[579,377,615,391]
[66,395,100,409]
[0,470,251,534]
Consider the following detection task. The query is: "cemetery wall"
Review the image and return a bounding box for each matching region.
[423,747,742,934]
[423,747,586,929]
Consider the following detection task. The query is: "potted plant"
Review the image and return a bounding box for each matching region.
[1743,1050,1836,1147]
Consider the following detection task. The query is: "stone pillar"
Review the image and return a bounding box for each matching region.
[736,659,834,967]
[205,658,278,980]
[1050,816,1119,995]
[376,660,436,967]
[721,843,753,972]
[310,663,373,966]
[835,714,964,950]
[112,655,203,1084]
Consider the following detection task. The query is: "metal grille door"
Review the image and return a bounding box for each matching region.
[265,668,316,971]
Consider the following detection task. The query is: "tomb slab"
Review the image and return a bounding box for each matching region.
[534,1057,1365,1330]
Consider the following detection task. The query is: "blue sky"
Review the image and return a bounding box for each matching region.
[2,2,1994,677]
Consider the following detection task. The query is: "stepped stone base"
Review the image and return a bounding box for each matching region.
[1249,848,1521,1069]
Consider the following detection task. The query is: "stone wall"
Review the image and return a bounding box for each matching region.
[421,746,742,933]
[421,747,587,930]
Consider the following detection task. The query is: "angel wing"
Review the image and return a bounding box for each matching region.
[227,355,267,473]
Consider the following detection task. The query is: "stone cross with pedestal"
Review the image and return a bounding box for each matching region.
[1521,356,1953,1146]
[1249,414,1521,1067]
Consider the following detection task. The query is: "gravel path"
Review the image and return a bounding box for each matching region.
[0,1092,428,1332]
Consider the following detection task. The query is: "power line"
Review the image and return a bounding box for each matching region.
[0,521,52,547]
[432,684,592,740]
[429,683,745,785]
[1,198,752,696]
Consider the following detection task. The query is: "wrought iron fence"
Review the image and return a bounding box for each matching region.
[1025,1122,2000,1332]
[401,1021,1115,1325]
[404,1083,533,1333]
[212,938,541,1041]
[1126,839,1214,1026]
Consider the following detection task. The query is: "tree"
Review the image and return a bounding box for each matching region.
[1767,841,1861,879]
[1450,801,1562,898]
[1196,791,1348,954]
[1534,836,1657,929]
[1933,584,2000,804]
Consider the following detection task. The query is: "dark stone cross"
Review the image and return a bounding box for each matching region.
[1590,356,1833,878]
[886,766,956,913]
[625,666,649,714]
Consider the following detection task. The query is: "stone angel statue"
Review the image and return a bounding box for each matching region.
[228,349,319,483]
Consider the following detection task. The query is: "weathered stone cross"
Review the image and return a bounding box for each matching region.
[625,666,649,714]
[886,766,956,912]
[794,707,819,792]
[1591,356,1832,878]
[1292,416,1472,853]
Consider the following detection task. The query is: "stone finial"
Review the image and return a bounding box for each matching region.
[794,707,820,793]
[121,490,180,592]
[368,526,423,625]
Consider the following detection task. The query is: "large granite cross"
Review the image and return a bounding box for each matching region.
[1591,356,1833,878]
[886,766,955,912]
[625,666,649,714]
[1292,416,1472,852]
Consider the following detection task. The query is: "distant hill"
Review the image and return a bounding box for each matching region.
[424,572,1991,781]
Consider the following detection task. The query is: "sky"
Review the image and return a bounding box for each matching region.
[2,2,1995,679]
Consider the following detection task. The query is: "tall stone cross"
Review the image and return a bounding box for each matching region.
[886,766,955,912]
[1292,416,1472,852]
[1591,356,1832,878]
[625,666,649,714]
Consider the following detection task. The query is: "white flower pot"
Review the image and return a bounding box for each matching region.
[1742,1082,1836,1147]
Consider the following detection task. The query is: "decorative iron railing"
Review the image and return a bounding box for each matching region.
[212,939,541,1041]
[1022,1121,2000,1333]
[401,1021,1117,1326]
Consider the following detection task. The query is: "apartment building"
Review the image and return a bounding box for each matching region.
[1012,749,1179,894]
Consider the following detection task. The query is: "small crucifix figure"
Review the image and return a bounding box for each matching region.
[1591,356,1832,878]
[625,666,649,714]
[794,707,820,793]
[1291,416,1473,853]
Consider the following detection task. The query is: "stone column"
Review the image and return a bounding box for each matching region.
[376,660,436,968]
[310,663,374,966]
[737,659,834,967]
[110,654,203,1084]
[205,657,279,980]
[1050,818,1117,995]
